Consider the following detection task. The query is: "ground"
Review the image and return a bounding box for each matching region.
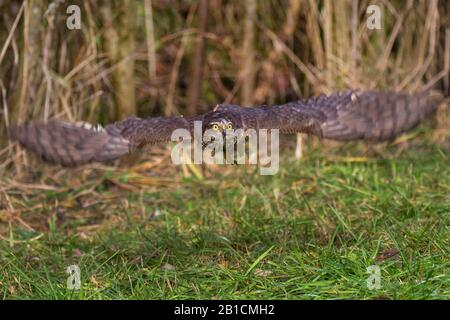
[0,126,448,299]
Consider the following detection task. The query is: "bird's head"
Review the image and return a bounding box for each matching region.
[202,104,244,133]
[201,105,245,157]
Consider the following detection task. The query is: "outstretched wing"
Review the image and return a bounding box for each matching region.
[9,115,201,166]
[9,121,129,166]
[248,90,442,141]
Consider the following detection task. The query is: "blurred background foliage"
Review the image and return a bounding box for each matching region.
[0,0,448,162]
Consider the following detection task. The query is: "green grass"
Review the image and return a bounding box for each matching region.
[1,138,449,299]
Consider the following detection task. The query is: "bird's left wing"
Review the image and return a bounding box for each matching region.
[233,90,443,141]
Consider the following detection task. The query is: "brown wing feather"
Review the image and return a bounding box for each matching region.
[314,90,442,141]
[9,121,130,166]
[255,90,442,141]
[106,115,202,148]
[9,114,202,166]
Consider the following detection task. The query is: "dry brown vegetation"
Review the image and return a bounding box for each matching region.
[0,0,448,218]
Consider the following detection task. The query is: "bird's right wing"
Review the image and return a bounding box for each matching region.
[9,115,202,166]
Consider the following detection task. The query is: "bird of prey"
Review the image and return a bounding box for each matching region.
[9,90,442,167]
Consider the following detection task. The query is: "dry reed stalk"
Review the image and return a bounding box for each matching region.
[445,29,450,94]
[11,1,45,176]
[144,0,157,84]
[241,0,257,106]
[166,6,196,116]
[100,1,136,120]
[283,0,302,37]
[83,1,102,122]
[255,0,302,103]
[0,2,24,67]
[351,0,359,67]
[264,28,319,88]
[306,0,325,71]
[187,0,209,116]
[376,1,413,73]
[410,0,439,91]
[398,0,439,91]
[0,80,8,130]
[323,0,334,89]
[334,0,351,82]
[42,4,56,121]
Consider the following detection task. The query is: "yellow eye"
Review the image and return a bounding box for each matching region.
[212,124,219,130]
[226,124,233,130]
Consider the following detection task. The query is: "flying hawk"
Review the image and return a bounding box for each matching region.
[9,90,443,166]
